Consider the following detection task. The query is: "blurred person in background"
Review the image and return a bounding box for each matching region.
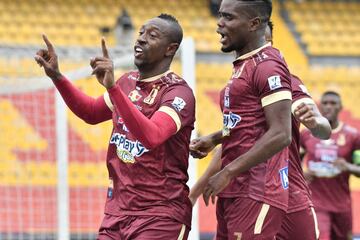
[114,9,134,47]
[301,91,360,240]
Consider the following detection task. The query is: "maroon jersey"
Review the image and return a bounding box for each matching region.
[301,122,360,212]
[288,75,314,213]
[102,70,195,227]
[218,44,292,211]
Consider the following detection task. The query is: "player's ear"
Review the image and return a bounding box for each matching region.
[249,17,261,32]
[165,43,179,57]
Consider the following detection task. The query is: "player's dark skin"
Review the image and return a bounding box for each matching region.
[320,94,342,130]
[190,0,292,205]
[35,17,180,88]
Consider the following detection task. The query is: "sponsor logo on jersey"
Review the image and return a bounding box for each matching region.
[172,97,186,112]
[268,75,282,90]
[223,112,241,129]
[279,166,289,189]
[110,133,148,164]
[308,161,341,178]
[128,90,142,102]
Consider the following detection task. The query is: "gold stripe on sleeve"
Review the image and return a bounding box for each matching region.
[158,106,181,132]
[261,91,292,107]
[291,97,315,115]
[254,203,270,234]
[103,92,114,112]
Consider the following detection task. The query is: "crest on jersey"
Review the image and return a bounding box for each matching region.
[172,97,186,112]
[144,86,159,105]
[279,166,289,189]
[337,134,346,146]
[268,75,282,90]
[128,90,142,103]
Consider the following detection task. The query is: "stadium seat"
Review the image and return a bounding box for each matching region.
[285,1,360,56]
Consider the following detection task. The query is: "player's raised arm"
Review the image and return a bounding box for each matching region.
[35,34,62,80]
[90,39,178,149]
[34,35,112,124]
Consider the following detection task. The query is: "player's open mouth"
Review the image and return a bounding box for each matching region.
[134,46,144,58]
[217,30,228,44]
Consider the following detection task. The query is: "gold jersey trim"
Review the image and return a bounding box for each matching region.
[261,91,292,107]
[291,97,315,115]
[235,43,271,61]
[139,70,172,82]
[158,106,181,132]
[177,224,186,240]
[254,203,270,234]
[103,92,114,112]
[332,121,343,134]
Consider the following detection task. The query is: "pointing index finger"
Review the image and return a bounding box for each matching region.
[101,37,109,58]
[42,34,55,54]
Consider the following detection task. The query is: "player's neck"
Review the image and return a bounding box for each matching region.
[330,119,340,130]
[138,65,170,81]
[235,38,267,59]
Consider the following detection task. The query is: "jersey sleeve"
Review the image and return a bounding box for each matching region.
[290,75,315,114]
[253,60,292,108]
[158,84,195,132]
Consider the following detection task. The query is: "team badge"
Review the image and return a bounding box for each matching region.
[144,86,160,105]
[128,90,142,102]
[337,134,346,146]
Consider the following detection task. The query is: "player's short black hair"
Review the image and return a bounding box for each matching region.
[238,0,272,23]
[268,20,274,36]
[322,91,341,100]
[157,13,183,45]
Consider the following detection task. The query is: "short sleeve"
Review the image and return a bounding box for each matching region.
[291,75,315,114]
[158,85,195,132]
[253,60,292,108]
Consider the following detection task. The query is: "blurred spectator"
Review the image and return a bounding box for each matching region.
[209,0,221,17]
[114,9,134,47]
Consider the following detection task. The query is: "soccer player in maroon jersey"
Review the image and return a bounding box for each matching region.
[301,91,360,240]
[35,14,195,240]
[191,0,293,238]
[190,20,331,240]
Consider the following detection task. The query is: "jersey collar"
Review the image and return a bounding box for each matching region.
[332,121,343,133]
[234,43,271,62]
[138,70,172,82]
